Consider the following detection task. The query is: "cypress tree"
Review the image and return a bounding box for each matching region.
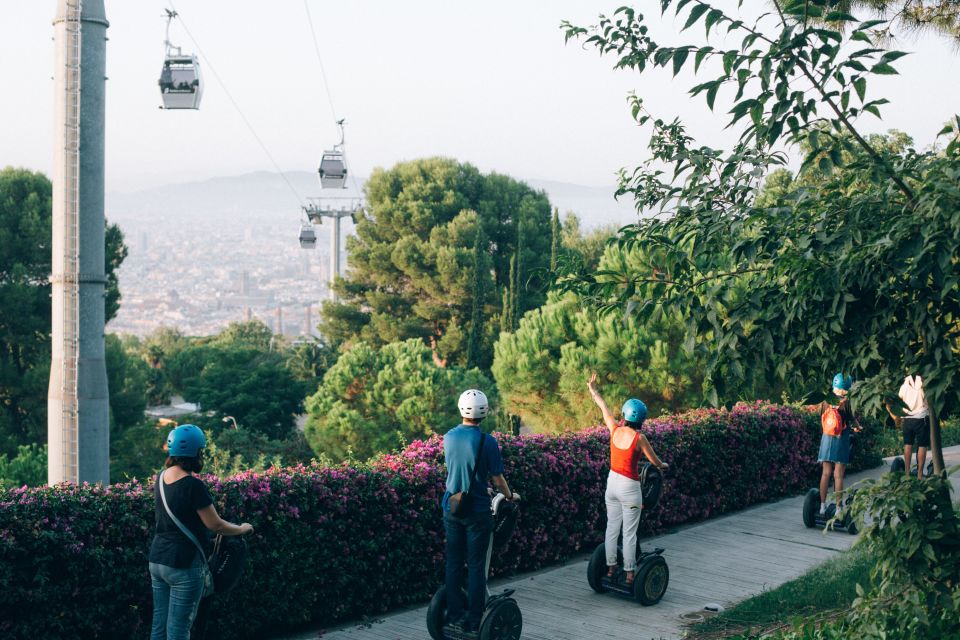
[502,254,517,333]
[511,227,523,331]
[466,230,485,369]
[550,207,560,272]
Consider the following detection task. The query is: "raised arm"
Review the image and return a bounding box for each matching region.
[587,372,618,433]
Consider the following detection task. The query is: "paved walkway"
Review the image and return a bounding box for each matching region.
[280,446,960,640]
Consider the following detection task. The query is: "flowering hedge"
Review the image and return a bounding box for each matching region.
[0,403,881,639]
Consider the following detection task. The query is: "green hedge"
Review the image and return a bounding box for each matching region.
[0,403,883,639]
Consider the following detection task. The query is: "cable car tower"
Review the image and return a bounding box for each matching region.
[49,0,110,485]
[158,9,203,110]
[302,198,362,300]
[299,120,363,301]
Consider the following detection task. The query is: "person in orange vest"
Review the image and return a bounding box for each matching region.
[811,373,856,517]
[587,373,668,586]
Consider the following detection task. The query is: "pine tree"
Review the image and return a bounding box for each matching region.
[318,158,553,368]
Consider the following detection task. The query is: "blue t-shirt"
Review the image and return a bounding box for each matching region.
[442,425,504,513]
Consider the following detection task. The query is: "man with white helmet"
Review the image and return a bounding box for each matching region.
[442,389,516,634]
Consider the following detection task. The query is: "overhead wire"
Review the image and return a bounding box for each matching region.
[166,0,305,207]
[302,0,339,125]
[302,0,364,200]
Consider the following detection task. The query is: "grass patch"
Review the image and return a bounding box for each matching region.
[686,546,875,639]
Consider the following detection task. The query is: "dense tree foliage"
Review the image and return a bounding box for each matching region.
[0,168,127,455]
[320,158,552,369]
[110,321,324,481]
[104,334,149,433]
[305,339,495,461]
[561,1,960,472]
[493,289,703,433]
[155,322,307,440]
[845,0,960,42]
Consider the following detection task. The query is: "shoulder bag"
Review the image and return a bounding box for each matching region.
[158,470,248,597]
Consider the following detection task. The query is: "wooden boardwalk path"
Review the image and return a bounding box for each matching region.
[279,447,960,640]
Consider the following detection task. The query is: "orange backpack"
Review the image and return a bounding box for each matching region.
[821,405,845,437]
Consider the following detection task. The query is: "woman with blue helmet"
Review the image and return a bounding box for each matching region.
[587,373,668,587]
[148,424,253,640]
[812,374,857,517]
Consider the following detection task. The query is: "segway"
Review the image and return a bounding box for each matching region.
[427,492,522,640]
[889,456,934,477]
[586,462,669,606]
[802,488,858,534]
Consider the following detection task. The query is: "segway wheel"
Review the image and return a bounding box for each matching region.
[587,543,609,593]
[802,488,819,529]
[479,598,522,640]
[890,456,905,474]
[845,516,858,535]
[427,586,466,640]
[633,555,669,606]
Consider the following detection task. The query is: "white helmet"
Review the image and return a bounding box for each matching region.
[458,389,489,420]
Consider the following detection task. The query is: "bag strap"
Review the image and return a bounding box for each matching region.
[464,432,486,496]
[158,469,209,567]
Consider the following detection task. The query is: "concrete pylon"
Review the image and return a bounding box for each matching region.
[48,0,110,485]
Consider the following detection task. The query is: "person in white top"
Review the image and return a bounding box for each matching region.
[892,375,930,479]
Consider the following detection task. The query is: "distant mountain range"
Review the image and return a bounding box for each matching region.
[105,171,638,229]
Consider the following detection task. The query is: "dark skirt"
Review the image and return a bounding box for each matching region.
[817,429,851,464]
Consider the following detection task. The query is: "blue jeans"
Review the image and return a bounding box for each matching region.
[444,510,493,628]
[149,556,204,640]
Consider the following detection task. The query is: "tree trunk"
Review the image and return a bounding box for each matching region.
[928,409,946,476]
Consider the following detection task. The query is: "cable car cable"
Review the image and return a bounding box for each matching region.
[166,0,305,206]
[302,0,339,127]
[302,1,363,196]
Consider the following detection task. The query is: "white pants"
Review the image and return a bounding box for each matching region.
[605,470,644,571]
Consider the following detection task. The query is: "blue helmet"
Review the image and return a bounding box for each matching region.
[832,373,853,391]
[166,424,206,458]
[622,398,648,424]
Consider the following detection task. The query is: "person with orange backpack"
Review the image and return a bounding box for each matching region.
[813,373,857,517]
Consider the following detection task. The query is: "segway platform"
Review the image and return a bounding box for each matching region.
[889,456,933,477]
[598,547,669,604]
[802,488,858,534]
[586,463,670,606]
[438,590,521,640]
[428,493,523,640]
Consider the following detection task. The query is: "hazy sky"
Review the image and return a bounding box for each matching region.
[2,1,958,194]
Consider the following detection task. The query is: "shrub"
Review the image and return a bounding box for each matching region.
[755,470,960,640]
[0,403,882,639]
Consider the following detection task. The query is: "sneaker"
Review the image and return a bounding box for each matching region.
[444,619,468,638]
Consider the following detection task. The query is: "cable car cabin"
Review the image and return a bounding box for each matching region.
[159,55,203,110]
[318,151,348,189]
[299,224,317,249]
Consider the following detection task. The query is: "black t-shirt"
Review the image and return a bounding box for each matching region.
[149,471,214,568]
